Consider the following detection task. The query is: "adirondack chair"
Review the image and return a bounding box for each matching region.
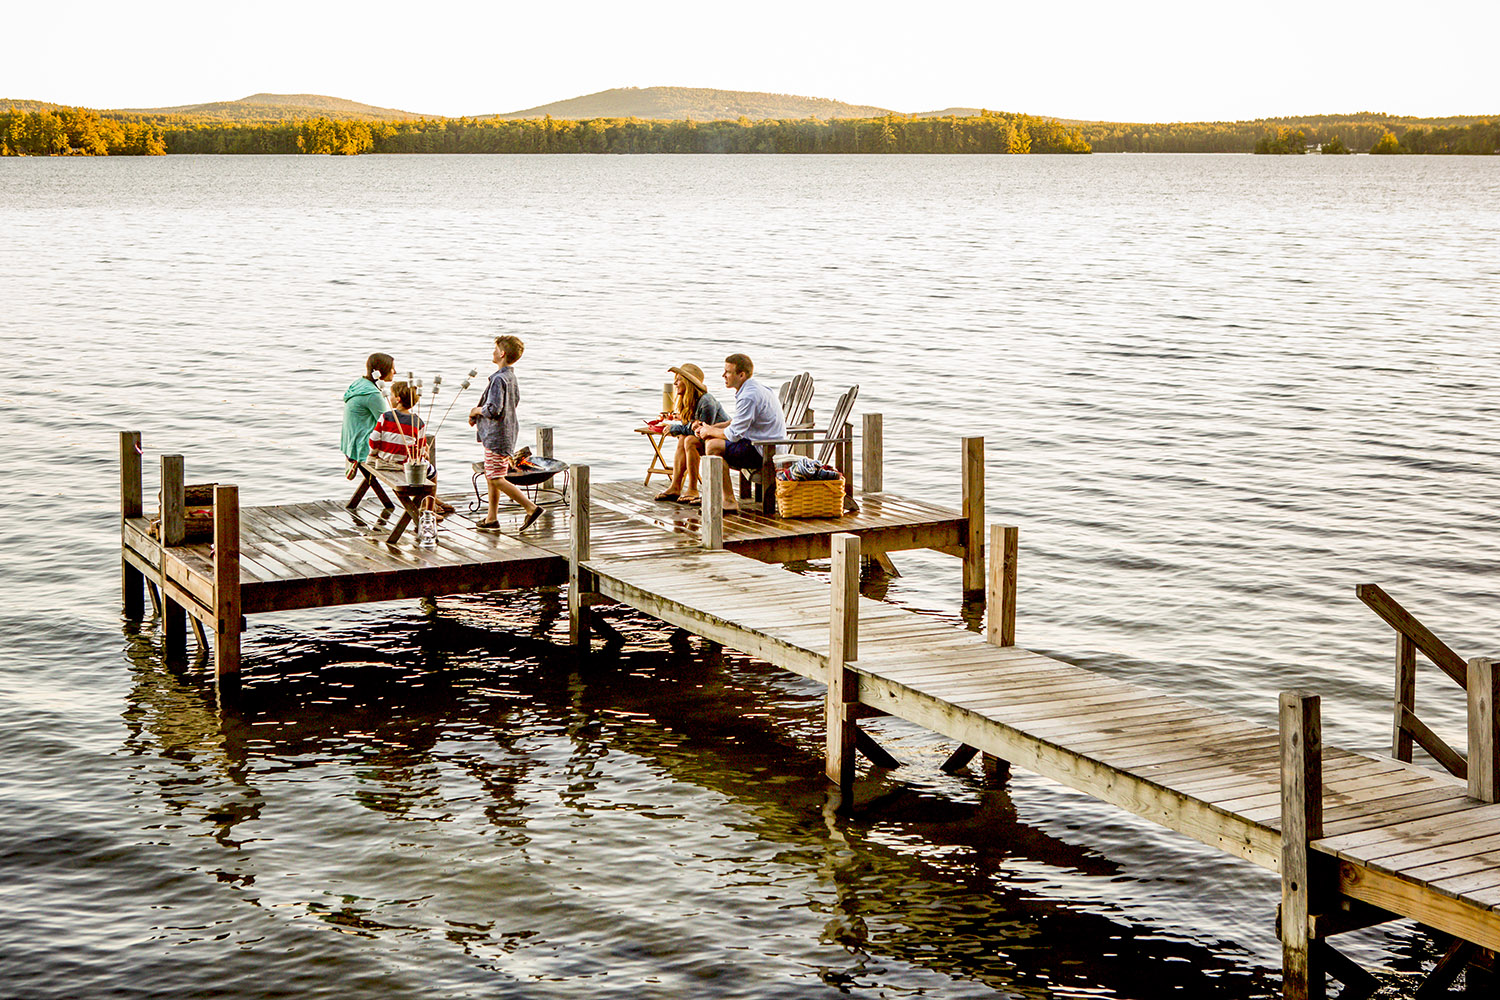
[749,384,861,516]
[736,372,815,510]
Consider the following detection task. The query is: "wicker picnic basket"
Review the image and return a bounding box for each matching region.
[775,475,845,518]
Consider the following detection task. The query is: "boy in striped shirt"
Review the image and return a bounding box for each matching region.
[368,381,436,479]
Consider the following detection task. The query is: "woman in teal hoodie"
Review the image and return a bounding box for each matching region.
[341,352,394,474]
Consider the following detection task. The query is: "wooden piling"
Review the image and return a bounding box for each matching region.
[1392,633,1416,761]
[1280,690,1327,1000]
[702,456,724,550]
[986,524,1017,647]
[160,456,187,661]
[825,532,861,800]
[1468,657,1499,802]
[569,464,592,647]
[862,413,883,495]
[212,485,241,683]
[961,437,985,598]
[536,426,554,459]
[120,431,144,619]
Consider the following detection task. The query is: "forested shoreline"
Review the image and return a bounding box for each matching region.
[3,104,1495,156]
[1093,116,1497,154]
[1,107,1088,155]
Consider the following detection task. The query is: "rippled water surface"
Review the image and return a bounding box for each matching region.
[3,154,1500,997]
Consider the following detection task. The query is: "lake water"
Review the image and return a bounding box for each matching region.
[3,153,1499,998]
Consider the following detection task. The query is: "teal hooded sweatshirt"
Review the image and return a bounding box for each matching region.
[341,377,387,461]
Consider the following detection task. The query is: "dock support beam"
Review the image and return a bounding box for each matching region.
[961,437,985,599]
[825,533,861,803]
[213,485,241,687]
[986,524,1017,648]
[1469,657,1499,802]
[536,426,553,459]
[1281,689,1328,1000]
[702,456,724,550]
[161,456,187,662]
[862,413,882,495]
[569,464,592,647]
[120,431,144,620]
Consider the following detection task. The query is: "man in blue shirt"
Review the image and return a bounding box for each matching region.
[692,353,786,514]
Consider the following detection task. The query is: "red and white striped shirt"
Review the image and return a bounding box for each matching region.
[367,410,427,465]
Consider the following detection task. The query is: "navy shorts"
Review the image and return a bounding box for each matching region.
[723,438,764,470]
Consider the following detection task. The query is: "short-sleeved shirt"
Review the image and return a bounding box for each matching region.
[725,377,785,458]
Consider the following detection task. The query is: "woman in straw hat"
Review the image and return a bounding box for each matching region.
[655,363,728,503]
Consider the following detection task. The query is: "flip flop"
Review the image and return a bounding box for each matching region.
[653,491,680,502]
[520,507,545,532]
[675,494,701,505]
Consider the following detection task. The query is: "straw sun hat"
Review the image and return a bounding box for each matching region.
[669,363,708,393]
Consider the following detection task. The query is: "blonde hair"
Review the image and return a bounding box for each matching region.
[675,380,702,423]
[496,334,525,364]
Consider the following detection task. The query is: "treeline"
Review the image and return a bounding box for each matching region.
[1,107,166,155]
[1084,116,1497,154]
[2,108,1091,155]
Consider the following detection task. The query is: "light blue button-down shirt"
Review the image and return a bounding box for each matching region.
[725,377,785,455]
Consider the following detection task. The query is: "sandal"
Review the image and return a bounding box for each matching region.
[653,490,680,502]
[675,493,701,505]
[519,507,545,532]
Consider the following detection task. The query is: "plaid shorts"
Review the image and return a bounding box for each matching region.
[483,449,512,480]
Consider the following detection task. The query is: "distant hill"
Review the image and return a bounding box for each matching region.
[1,98,75,113]
[117,93,431,122]
[492,87,893,121]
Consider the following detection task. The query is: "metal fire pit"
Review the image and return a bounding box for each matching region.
[468,456,569,514]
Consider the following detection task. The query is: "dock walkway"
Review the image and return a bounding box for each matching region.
[587,547,1500,958]
[118,427,1500,997]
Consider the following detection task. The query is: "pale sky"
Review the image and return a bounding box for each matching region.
[5,0,1496,122]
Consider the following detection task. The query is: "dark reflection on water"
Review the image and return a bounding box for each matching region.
[77,587,1292,999]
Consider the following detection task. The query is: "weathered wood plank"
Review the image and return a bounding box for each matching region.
[1470,657,1499,802]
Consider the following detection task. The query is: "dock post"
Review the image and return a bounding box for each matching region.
[212,485,242,686]
[160,455,187,662]
[536,427,553,459]
[1468,657,1499,802]
[862,413,883,495]
[986,524,1017,648]
[1392,633,1416,761]
[702,456,724,550]
[569,464,592,647]
[961,437,985,600]
[1280,690,1328,1000]
[825,532,861,802]
[120,431,144,619]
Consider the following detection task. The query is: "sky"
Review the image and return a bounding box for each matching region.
[4,0,1497,122]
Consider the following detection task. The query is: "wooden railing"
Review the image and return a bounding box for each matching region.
[1356,583,1470,779]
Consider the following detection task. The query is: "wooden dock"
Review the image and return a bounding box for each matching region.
[118,426,1500,998]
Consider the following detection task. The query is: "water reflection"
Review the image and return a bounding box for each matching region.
[114,587,1287,997]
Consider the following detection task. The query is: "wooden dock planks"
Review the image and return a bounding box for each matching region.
[583,545,1500,948]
